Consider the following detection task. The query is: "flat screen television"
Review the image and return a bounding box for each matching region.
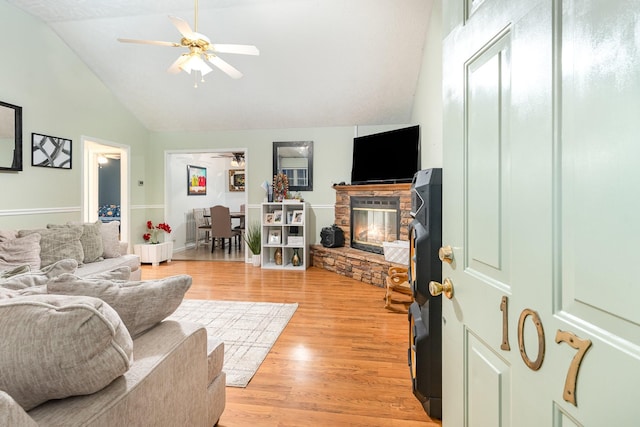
[350,125,420,185]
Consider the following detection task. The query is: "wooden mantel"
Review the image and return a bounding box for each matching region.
[332,183,412,192]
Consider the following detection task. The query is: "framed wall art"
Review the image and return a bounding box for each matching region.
[32,133,72,169]
[187,165,207,195]
[229,169,245,192]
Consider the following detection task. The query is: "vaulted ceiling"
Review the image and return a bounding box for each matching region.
[6,0,432,132]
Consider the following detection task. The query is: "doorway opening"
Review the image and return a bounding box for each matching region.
[82,137,130,246]
[165,149,248,262]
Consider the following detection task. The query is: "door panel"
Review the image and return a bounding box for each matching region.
[467,332,510,427]
[559,0,640,337]
[466,31,511,287]
[442,0,640,425]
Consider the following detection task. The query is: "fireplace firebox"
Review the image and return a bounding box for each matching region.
[350,196,400,254]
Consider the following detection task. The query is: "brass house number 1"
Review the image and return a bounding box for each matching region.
[500,296,592,406]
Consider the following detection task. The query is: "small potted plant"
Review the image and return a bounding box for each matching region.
[143,221,172,244]
[243,222,261,266]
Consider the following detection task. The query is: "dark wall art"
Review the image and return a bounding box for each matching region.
[32,133,72,169]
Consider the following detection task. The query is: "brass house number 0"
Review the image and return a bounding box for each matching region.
[500,297,592,406]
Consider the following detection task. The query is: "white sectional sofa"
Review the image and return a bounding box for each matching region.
[0,220,141,280]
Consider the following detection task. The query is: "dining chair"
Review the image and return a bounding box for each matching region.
[233,204,246,247]
[193,208,210,248]
[209,205,241,254]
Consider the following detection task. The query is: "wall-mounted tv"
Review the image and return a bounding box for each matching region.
[350,125,420,185]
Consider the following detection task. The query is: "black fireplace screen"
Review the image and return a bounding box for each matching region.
[350,196,400,254]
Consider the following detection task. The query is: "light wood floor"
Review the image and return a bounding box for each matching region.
[171,243,245,262]
[141,261,442,427]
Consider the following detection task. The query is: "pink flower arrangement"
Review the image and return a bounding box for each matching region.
[143,220,172,243]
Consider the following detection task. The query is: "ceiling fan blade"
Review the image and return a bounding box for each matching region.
[169,15,195,39]
[118,38,180,47]
[168,55,191,74]
[210,44,259,56]
[207,55,243,79]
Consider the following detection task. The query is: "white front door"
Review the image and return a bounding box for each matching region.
[441,1,640,425]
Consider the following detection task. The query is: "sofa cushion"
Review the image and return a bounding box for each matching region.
[50,221,104,263]
[0,259,78,290]
[0,391,38,427]
[83,266,132,281]
[0,233,41,271]
[74,254,139,279]
[100,221,121,259]
[0,294,133,411]
[18,227,84,268]
[47,274,192,337]
[0,264,31,278]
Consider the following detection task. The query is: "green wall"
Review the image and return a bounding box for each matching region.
[0,0,148,231]
[0,0,443,247]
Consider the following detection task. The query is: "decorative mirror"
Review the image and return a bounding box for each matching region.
[0,101,22,171]
[273,141,313,191]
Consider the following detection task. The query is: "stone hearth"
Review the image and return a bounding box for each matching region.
[310,183,411,287]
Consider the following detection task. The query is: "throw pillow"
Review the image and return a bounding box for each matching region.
[83,266,132,281]
[19,227,84,268]
[0,259,78,290]
[100,221,121,259]
[47,274,192,337]
[49,221,104,263]
[0,294,133,410]
[0,233,41,271]
[0,230,18,243]
[0,286,47,300]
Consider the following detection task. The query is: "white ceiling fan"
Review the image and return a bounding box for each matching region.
[117,0,259,86]
[211,152,245,167]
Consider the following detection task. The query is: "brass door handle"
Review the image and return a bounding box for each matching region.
[429,278,454,299]
[439,245,454,264]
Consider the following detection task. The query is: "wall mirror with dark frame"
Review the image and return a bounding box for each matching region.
[273,141,313,191]
[0,101,22,171]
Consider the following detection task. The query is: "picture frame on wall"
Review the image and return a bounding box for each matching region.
[187,165,207,195]
[228,169,245,192]
[31,133,72,169]
[268,229,281,245]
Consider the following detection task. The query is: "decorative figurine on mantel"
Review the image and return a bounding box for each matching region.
[273,173,289,202]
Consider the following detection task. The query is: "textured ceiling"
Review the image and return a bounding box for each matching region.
[6,0,432,132]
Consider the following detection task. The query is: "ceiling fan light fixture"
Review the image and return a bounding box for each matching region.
[180,55,212,76]
[230,153,245,168]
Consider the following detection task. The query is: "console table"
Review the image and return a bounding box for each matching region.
[134,241,173,266]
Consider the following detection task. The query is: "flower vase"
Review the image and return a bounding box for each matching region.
[274,248,283,265]
[291,248,301,267]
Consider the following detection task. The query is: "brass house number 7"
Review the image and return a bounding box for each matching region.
[500,296,592,407]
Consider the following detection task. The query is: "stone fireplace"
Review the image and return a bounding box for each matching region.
[310,183,411,287]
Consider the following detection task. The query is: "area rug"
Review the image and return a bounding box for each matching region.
[167,299,298,387]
